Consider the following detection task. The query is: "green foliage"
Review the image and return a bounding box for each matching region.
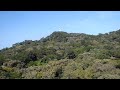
[67,51,76,59]
[12,51,28,61]
[0,54,5,66]
[8,72,22,79]
[54,68,63,79]
[112,48,120,58]
[1,30,120,79]
[36,72,43,79]
[27,60,46,67]
[48,31,69,42]
[0,54,5,60]
[95,49,110,59]
[2,67,14,72]
[74,47,86,54]
[97,74,120,79]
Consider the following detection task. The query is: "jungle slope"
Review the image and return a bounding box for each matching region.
[0,30,120,79]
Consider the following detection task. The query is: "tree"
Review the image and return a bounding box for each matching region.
[67,51,76,59]
[24,52,37,64]
[112,48,120,58]
[0,54,5,66]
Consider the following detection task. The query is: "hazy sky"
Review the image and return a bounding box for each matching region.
[0,11,120,49]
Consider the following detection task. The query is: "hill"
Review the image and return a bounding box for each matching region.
[0,30,120,79]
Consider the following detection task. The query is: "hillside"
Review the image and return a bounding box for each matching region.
[1,30,120,79]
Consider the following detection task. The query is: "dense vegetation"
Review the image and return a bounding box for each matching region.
[1,30,120,79]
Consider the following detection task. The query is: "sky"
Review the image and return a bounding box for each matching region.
[0,11,120,50]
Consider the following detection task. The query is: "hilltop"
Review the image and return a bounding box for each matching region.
[0,30,120,79]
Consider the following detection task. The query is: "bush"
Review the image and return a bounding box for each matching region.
[97,74,120,79]
[67,51,76,59]
[2,60,22,68]
[112,48,120,58]
[27,60,46,67]
[36,72,43,79]
[54,67,63,79]
[92,61,115,72]
[0,54,5,66]
[95,50,110,59]
[2,66,14,72]
[61,61,85,79]
[9,72,22,79]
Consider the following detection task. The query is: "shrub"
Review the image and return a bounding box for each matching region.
[9,72,22,79]
[36,72,43,79]
[67,51,76,59]
[27,60,46,67]
[61,61,85,79]
[2,66,14,72]
[0,54,5,66]
[97,74,120,79]
[54,67,63,79]
[95,50,110,59]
